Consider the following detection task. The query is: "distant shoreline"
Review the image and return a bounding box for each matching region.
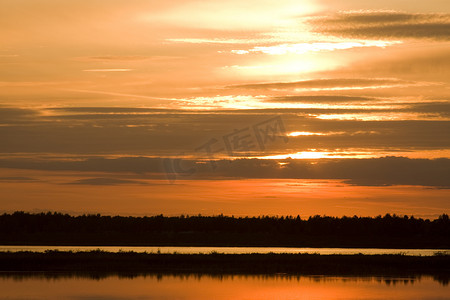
[1,251,448,280]
[1,245,449,256]
[0,240,450,251]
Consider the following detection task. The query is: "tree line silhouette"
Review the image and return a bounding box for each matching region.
[0,212,448,248]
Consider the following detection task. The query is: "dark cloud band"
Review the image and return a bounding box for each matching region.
[0,156,448,188]
[310,11,450,40]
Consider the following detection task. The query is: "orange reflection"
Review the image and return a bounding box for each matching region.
[0,274,446,300]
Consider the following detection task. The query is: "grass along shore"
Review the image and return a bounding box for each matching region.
[0,251,448,281]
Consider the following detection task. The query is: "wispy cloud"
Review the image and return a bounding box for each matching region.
[228,78,424,90]
[61,89,174,101]
[83,56,150,61]
[0,176,37,182]
[167,38,259,44]
[0,81,71,87]
[83,69,133,72]
[314,112,448,121]
[267,95,375,103]
[67,177,146,186]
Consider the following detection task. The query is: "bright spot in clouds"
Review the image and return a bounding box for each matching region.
[288,132,325,136]
[231,41,401,55]
[257,151,377,160]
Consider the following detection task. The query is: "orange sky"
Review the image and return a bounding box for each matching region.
[0,0,449,217]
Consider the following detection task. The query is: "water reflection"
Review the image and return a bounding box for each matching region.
[0,272,448,285]
[0,273,448,300]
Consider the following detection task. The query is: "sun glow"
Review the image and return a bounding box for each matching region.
[221,57,329,78]
[142,0,320,30]
[256,151,377,160]
[287,132,325,136]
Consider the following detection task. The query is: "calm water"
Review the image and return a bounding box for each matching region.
[0,273,447,300]
[0,246,448,256]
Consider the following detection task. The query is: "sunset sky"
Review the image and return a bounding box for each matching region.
[0,0,449,218]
